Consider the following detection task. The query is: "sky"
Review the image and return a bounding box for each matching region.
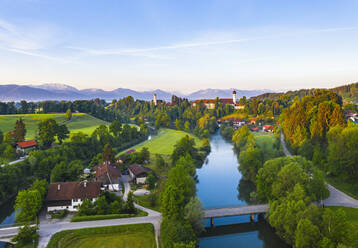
[0,0,358,93]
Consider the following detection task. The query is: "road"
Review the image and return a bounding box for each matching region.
[280,132,358,209]
[35,176,162,248]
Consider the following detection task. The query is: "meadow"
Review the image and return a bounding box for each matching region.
[47,223,156,248]
[0,113,108,139]
[254,132,282,161]
[119,128,203,156]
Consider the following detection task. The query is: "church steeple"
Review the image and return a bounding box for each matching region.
[232,90,237,104]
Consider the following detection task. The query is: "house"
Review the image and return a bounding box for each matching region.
[45,181,101,212]
[192,91,245,110]
[263,125,275,132]
[16,140,38,155]
[95,161,122,185]
[250,118,262,125]
[128,164,150,184]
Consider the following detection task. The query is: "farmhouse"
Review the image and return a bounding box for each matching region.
[128,164,150,184]
[16,140,38,155]
[95,161,122,185]
[45,181,101,212]
[263,125,274,132]
[192,91,244,110]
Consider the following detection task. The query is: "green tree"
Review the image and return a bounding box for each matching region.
[109,120,122,137]
[56,124,69,144]
[102,144,115,163]
[0,129,3,144]
[65,108,72,120]
[110,200,122,214]
[95,196,108,215]
[11,224,38,246]
[295,218,320,248]
[125,192,136,213]
[78,198,95,216]
[321,208,351,246]
[175,119,182,130]
[232,125,252,150]
[3,145,15,161]
[50,160,83,182]
[176,154,196,177]
[161,218,196,248]
[139,147,150,163]
[155,154,166,170]
[14,118,26,142]
[184,196,204,235]
[38,118,59,149]
[184,121,190,132]
[15,190,42,222]
[238,147,263,182]
[146,172,157,190]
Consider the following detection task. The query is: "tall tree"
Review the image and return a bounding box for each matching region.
[14,118,26,142]
[38,119,58,149]
[102,144,115,163]
[65,108,72,120]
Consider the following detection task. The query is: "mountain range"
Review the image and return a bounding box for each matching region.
[0,83,271,102]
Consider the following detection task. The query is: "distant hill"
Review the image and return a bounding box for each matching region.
[187,88,272,100]
[0,83,274,102]
[254,83,358,103]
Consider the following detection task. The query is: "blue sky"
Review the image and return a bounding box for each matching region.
[0,0,357,93]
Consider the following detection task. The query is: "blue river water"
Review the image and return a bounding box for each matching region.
[196,131,289,248]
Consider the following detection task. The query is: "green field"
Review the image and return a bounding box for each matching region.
[47,223,156,248]
[328,206,358,228]
[254,133,282,161]
[119,128,203,156]
[0,113,108,139]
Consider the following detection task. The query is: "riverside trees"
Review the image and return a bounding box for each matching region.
[160,136,205,248]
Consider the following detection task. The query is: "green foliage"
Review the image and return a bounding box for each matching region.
[327,125,358,179]
[155,154,166,170]
[11,224,38,246]
[38,118,59,149]
[232,125,252,150]
[71,213,141,222]
[171,135,201,166]
[161,218,197,248]
[125,192,136,214]
[109,120,122,136]
[14,118,26,142]
[184,196,205,235]
[295,218,320,248]
[146,172,157,190]
[50,160,83,182]
[102,143,115,163]
[238,147,263,182]
[15,189,42,222]
[65,108,72,120]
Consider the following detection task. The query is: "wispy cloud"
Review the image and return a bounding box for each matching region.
[69,27,358,58]
[0,18,72,63]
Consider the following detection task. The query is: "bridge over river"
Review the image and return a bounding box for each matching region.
[0,204,269,245]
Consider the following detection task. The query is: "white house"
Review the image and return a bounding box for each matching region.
[45,181,101,212]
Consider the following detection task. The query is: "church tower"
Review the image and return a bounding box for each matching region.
[232,90,237,104]
[153,93,158,106]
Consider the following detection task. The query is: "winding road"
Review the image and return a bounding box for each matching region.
[280,132,358,208]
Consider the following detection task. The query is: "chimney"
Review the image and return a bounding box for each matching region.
[57,184,61,191]
[232,90,237,104]
[153,93,157,106]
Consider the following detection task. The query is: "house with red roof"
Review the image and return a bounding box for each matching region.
[263,125,275,132]
[95,161,122,185]
[45,181,101,212]
[191,91,245,110]
[16,140,38,155]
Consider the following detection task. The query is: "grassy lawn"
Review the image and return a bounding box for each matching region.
[47,223,156,248]
[327,206,358,228]
[326,176,358,200]
[0,113,108,139]
[118,128,203,156]
[71,210,147,222]
[254,133,282,161]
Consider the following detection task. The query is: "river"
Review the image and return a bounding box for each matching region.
[196,131,289,248]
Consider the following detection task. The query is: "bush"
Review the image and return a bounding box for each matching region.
[11,224,38,246]
[50,210,67,219]
[71,210,147,222]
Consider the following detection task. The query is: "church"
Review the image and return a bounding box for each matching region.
[191,90,244,110]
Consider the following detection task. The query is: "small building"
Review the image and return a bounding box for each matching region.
[95,161,122,185]
[16,140,38,155]
[192,91,244,110]
[45,181,101,212]
[263,125,275,132]
[128,164,150,184]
